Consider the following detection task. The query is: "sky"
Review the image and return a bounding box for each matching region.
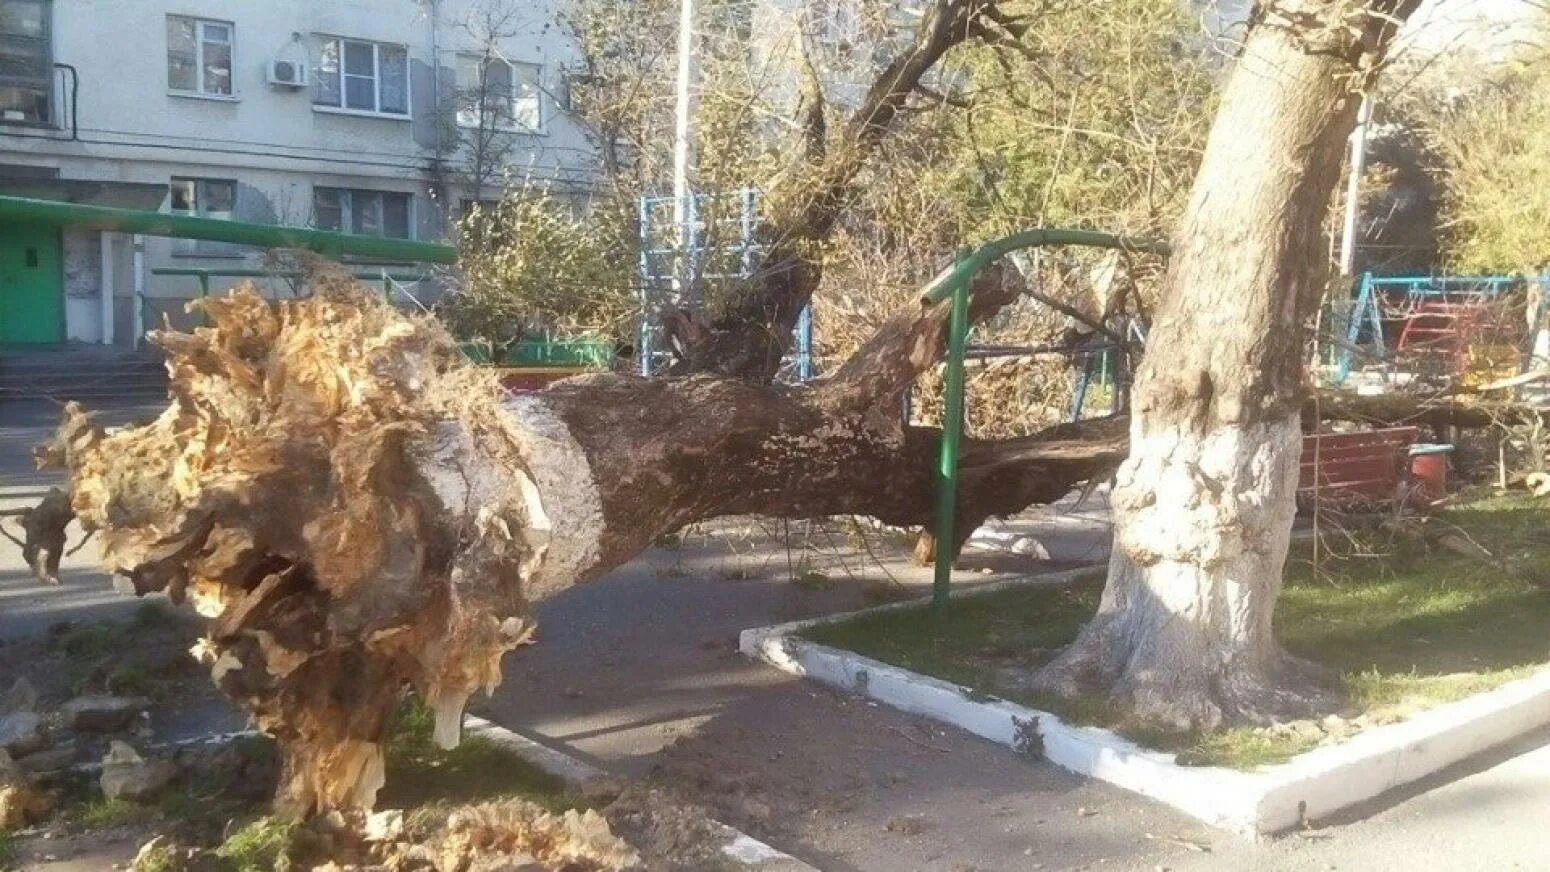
[1203,0,1542,61]
[1397,0,1542,57]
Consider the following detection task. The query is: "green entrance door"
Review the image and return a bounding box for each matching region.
[0,221,64,344]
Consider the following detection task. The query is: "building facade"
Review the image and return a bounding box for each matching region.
[0,0,600,346]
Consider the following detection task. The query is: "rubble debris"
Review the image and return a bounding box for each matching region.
[15,743,77,775]
[434,799,639,872]
[0,677,38,714]
[131,835,181,872]
[363,808,403,842]
[60,694,151,733]
[0,711,46,757]
[577,774,630,806]
[0,488,73,583]
[100,740,178,802]
[604,787,741,870]
[0,748,53,829]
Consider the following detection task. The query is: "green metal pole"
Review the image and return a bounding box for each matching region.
[918,227,1171,618]
[932,269,972,615]
[198,272,210,327]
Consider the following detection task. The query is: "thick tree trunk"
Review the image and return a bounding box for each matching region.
[1030,0,1418,731]
[34,279,1118,816]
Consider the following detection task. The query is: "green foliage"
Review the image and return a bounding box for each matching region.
[380,700,573,811]
[807,494,1550,768]
[131,840,180,872]
[53,621,119,658]
[929,0,1214,242]
[131,602,176,630]
[444,190,636,346]
[107,664,156,698]
[1412,24,1550,273]
[73,797,152,829]
[215,817,297,872]
[0,830,14,870]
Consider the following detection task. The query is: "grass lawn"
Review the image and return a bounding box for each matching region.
[803,492,1550,769]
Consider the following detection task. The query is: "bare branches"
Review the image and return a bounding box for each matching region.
[673,0,1032,379]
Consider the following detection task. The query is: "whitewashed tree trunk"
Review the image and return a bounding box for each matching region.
[1032,0,1419,730]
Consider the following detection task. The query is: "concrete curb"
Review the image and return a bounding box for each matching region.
[463,716,818,871]
[739,571,1550,837]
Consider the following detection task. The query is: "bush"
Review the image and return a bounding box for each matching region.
[443,190,636,350]
[1410,30,1550,273]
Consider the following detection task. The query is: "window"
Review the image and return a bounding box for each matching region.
[170,177,239,255]
[315,37,408,116]
[314,188,412,239]
[456,55,540,132]
[170,177,235,219]
[167,15,233,96]
[461,198,501,215]
[0,0,51,125]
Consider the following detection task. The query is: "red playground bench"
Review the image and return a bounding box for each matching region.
[1298,426,1419,509]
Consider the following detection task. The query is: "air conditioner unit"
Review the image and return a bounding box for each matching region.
[268,59,307,88]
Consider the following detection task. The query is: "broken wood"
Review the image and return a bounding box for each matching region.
[0,489,72,584]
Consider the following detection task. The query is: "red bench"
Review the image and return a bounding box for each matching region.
[497,366,589,394]
[1298,426,1418,509]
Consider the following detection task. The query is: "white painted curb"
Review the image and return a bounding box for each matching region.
[739,570,1550,837]
[463,716,818,870]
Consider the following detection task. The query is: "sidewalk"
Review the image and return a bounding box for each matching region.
[481,516,1550,871]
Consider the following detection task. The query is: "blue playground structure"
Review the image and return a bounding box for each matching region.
[636,188,814,381]
[1331,272,1550,385]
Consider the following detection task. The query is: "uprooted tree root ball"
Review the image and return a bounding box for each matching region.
[38,285,550,816]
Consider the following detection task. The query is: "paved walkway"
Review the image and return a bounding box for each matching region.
[477,514,1550,871]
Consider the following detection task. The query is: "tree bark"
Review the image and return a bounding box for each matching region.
[666,0,1014,380]
[1029,0,1419,731]
[32,277,1118,816]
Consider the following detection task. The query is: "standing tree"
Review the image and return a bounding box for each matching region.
[1030,0,1421,730]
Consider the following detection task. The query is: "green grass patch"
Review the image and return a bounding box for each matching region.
[71,796,153,829]
[0,830,14,870]
[214,817,297,872]
[804,494,1550,769]
[379,701,576,814]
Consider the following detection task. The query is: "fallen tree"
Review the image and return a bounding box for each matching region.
[28,261,1126,815]
[21,0,1132,817]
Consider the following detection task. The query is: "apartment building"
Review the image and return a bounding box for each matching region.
[0,0,600,346]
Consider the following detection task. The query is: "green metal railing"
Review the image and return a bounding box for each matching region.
[0,194,458,264]
[152,268,430,299]
[920,229,1171,615]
